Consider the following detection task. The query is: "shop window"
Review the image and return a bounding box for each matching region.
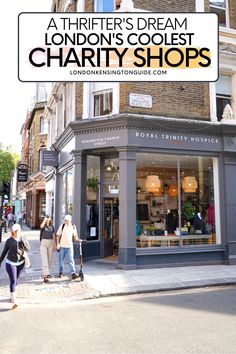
[94,90,113,117]
[210,0,227,27]
[136,154,218,249]
[40,116,48,134]
[216,75,232,121]
[61,169,74,218]
[39,149,47,172]
[86,156,100,241]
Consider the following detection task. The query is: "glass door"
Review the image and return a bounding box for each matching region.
[103,198,119,258]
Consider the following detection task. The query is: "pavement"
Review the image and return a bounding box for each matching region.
[1,229,236,306]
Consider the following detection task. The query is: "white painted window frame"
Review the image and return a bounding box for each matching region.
[209,0,230,28]
[83,82,119,119]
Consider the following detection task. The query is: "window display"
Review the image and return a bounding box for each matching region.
[136,153,217,248]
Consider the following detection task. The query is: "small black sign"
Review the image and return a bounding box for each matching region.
[17,168,28,182]
[42,150,58,167]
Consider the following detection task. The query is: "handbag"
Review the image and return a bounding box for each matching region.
[23,250,30,268]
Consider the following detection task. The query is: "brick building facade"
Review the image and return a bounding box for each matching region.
[45,0,236,268]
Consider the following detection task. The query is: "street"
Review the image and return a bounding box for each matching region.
[1,286,236,354]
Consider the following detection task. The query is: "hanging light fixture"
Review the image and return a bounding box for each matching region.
[145,175,161,194]
[182,176,198,193]
[168,184,178,197]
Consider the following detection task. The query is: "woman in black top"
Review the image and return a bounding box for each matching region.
[0,223,30,309]
[40,216,55,283]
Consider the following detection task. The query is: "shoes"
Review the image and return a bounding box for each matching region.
[12,304,18,310]
[71,273,78,280]
[43,276,49,283]
[58,272,63,278]
[47,274,53,278]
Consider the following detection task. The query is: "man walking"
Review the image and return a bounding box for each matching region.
[56,214,79,280]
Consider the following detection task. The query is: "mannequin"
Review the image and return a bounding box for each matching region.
[193,211,207,234]
[165,209,175,234]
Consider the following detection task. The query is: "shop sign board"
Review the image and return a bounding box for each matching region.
[17,165,28,182]
[77,128,222,152]
[42,150,58,167]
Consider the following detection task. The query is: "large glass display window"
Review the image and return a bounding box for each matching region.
[136,153,218,248]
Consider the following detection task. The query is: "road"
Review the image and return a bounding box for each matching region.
[1,286,236,354]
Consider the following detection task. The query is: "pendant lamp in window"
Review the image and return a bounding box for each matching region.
[168,184,178,197]
[145,175,161,194]
[182,176,198,193]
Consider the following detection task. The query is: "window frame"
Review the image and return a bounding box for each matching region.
[39,116,48,135]
[93,89,113,118]
[209,0,229,27]
[215,74,233,121]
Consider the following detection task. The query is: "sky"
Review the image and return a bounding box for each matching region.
[0,1,51,154]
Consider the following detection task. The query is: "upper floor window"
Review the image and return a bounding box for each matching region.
[95,0,120,12]
[92,82,113,117]
[94,90,113,117]
[216,75,232,121]
[39,149,47,172]
[210,0,227,27]
[40,117,48,134]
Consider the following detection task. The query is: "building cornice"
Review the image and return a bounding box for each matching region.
[68,114,233,137]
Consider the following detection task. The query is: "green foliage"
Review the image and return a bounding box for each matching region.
[182,202,195,220]
[0,146,19,186]
[87,177,99,192]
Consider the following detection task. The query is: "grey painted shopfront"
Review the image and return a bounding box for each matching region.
[52,115,236,268]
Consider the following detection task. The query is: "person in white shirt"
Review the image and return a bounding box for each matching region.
[56,214,79,280]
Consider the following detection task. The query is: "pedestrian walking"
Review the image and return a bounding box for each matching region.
[7,212,14,229]
[0,223,30,309]
[40,216,56,283]
[56,214,79,280]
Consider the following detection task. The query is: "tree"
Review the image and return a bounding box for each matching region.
[0,147,19,186]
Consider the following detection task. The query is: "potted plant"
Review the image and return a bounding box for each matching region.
[87,177,99,200]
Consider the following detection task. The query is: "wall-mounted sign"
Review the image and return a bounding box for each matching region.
[17,164,28,182]
[42,150,58,167]
[129,93,152,108]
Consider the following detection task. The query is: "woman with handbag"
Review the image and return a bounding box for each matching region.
[40,216,56,283]
[0,223,30,309]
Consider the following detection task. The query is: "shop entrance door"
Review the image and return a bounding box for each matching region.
[103,198,119,258]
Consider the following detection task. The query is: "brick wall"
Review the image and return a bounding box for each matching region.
[204,0,210,12]
[85,0,94,12]
[229,0,236,29]
[120,82,210,119]
[76,83,83,118]
[29,108,48,173]
[133,0,195,12]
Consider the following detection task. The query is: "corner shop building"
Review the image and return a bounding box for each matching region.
[51,114,236,269]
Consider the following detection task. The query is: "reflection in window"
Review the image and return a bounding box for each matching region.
[136,154,217,249]
[210,0,227,26]
[62,169,74,218]
[86,156,100,241]
[94,90,113,117]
